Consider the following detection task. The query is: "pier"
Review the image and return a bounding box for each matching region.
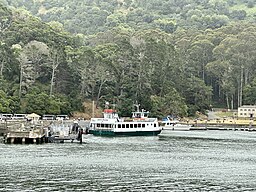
[190,126,256,131]
[47,120,85,143]
[1,119,87,144]
[183,117,256,131]
[4,127,46,144]
[2,120,50,144]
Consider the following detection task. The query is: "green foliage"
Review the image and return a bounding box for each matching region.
[182,76,212,112]
[0,1,256,117]
[150,88,188,118]
[243,78,256,105]
[153,19,177,33]
[23,91,71,115]
[4,0,255,35]
[0,90,11,113]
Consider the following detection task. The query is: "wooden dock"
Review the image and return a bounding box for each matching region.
[3,127,46,144]
[2,120,50,144]
[1,120,86,144]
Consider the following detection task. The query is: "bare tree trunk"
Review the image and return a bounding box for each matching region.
[50,67,55,97]
[96,79,106,108]
[218,83,221,98]
[239,66,243,107]
[237,81,240,108]
[0,59,4,78]
[49,50,60,97]
[231,94,234,110]
[80,79,86,96]
[91,82,95,104]
[19,67,23,99]
[244,68,249,85]
[226,93,230,110]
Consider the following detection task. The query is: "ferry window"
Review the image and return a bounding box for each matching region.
[154,123,156,127]
[142,124,145,128]
[130,124,133,128]
[138,124,141,128]
[97,124,100,127]
[134,124,137,128]
[118,124,121,128]
[126,124,129,128]
[122,124,125,128]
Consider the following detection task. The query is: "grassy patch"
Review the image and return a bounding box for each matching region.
[216,111,234,118]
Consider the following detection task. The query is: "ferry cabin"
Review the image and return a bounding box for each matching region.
[89,120,160,136]
[89,109,161,136]
[90,120,159,130]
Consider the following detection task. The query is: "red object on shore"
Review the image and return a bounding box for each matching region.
[104,109,116,113]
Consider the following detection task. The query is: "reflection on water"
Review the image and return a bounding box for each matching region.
[1,131,256,191]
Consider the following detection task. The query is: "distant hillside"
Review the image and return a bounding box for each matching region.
[1,1,256,118]
[2,0,255,35]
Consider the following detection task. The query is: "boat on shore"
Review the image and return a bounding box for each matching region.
[160,117,192,134]
[88,104,162,136]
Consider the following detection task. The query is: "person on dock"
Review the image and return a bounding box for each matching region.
[72,120,80,134]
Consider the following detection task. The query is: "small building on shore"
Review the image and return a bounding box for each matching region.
[27,113,41,123]
[238,105,256,118]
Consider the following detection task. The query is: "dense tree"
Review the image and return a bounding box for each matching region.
[0,1,256,118]
[243,78,256,105]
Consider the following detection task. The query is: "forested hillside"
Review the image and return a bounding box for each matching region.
[0,0,256,118]
[2,0,255,35]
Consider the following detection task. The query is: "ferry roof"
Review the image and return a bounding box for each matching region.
[239,105,256,108]
[103,109,116,113]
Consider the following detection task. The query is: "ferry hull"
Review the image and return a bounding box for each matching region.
[89,129,162,136]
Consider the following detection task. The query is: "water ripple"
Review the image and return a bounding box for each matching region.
[1,131,256,191]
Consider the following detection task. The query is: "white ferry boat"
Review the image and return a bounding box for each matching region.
[88,104,162,136]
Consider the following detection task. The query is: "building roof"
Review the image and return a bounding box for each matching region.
[27,113,41,118]
[239,105,256,108]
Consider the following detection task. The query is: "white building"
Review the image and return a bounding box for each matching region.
[238,105,256,118]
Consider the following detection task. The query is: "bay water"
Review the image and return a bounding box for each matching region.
[1,130,256,191]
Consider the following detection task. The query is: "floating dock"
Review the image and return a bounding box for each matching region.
[47,121,84,143]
